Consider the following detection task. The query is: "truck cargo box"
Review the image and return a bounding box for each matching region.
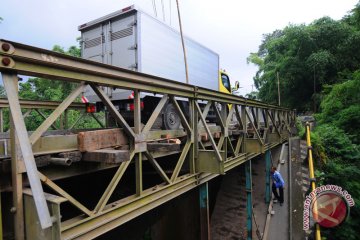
[79,5,219,101]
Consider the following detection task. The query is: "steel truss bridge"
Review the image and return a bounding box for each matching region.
[0,40,295,240]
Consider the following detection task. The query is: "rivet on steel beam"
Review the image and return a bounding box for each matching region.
[1,57,11,66]
[1,43,10,52]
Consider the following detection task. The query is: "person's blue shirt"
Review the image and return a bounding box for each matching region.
[271,170,284,188]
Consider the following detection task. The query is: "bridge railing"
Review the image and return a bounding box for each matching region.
[305,122,322,240]
[0,39,295,239]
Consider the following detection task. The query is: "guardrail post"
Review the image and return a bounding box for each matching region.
[245,160,252,240]
[265,150,271,203]
[199,182,210,240]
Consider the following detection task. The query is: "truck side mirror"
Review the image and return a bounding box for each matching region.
[234,81,240,90]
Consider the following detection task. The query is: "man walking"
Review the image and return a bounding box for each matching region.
[271,166,285,206]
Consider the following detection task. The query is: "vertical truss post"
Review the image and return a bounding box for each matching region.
[262,109,268,129]
[241,105,247,153]
[278,111,282,129]
[64,110,68,129]
[199,182,210,240]
[221,103,228,157]
[189,99,197,174]
[265,150,271,203]
[59,112,64,130]
[135,153,143,196]
[8,75,25,240]
[0,108,3,132]
[134,90,142,196]
[3,73,52,230]
[251,107,258,129]
[245,160,252,240]
[10,123,25,240]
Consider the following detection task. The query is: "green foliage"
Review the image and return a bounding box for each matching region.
[2,42,104,132]
[343,2,360,30]
[0,85,5,97]
[317,73,360,143]
[248,3,360,111]
[314,124,360,162]
[295,119,305,138]
[254,3,360,237]
[311,124,360,239]
[19,43,81,101]
[245,91,258,100]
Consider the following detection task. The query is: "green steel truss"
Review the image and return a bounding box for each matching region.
[0,40,295,240]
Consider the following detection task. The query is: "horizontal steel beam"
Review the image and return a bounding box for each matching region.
[60,142,277,240]
[0,98,84,109]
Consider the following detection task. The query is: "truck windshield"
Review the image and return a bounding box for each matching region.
[221,73,231,92]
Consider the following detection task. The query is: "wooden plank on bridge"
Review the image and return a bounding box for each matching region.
[147,142,180,152]
[83,149,130,163]
[78,129,128,152]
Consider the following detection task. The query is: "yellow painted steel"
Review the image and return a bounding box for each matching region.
[306,123,321,240]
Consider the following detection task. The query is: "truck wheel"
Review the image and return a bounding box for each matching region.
[163,104,181,130]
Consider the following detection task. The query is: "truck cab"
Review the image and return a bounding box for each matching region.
[219,70,232,94]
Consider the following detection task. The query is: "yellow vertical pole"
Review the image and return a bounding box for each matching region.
[305,123,321,240]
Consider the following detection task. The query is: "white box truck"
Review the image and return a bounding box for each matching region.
[79,5,236,129]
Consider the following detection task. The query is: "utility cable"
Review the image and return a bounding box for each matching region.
[161,0,166,21]
[175,0,189,84]
[169,0,172,26]
[152,0,158,17]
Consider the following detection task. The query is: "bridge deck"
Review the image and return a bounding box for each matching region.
[268,146,289,240]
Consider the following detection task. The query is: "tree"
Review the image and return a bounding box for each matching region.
[15,42,103,131]
[248,7,360,111]
[245,91,258,100]
[250,3,360,237]
[19,43,81,101]
[317,71,360,143]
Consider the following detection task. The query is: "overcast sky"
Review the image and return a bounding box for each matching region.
[1,0,358,95]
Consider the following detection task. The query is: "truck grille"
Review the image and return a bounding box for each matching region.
[111,27,133,41]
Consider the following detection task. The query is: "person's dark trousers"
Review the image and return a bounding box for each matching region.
[272,183,284,203]
[279,186,284,203]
